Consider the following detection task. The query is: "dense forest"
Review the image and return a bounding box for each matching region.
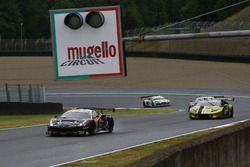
[0,0,249,39]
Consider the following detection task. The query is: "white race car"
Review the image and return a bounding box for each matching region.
[142,95,170,108]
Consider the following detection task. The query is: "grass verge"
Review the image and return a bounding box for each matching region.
[61,128,220,167]
[0,107,178,129]
[98,107,178,117]
[0,114,56,129]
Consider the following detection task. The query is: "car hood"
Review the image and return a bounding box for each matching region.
[50,117,89,124]
[190,106,223,113]
[58,117,85,121]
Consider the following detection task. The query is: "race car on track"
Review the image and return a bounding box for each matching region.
[188,96,235,109]
[142,95,170,108]
[188,98,234,119]
[46,108,114,136]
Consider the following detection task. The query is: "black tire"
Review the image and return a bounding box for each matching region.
[229,107,234,118]
[107,118,114,133]
[221,108,225,119]
[196,114,201,119]
[46,130,55,137]
[189,115,195,120]
[87,121,96,135]
[108,126,114,133]
[151,101,155,108]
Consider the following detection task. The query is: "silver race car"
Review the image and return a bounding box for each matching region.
[142,95,170,108]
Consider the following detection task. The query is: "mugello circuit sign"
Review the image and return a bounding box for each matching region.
[50,6,126,79]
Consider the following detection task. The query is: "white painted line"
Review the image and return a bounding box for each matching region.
[51,119,249,167]
[46,92,202,96]
[115,107,141,110]
[0,124,46,131]
[46,92,250,99]
[179,109,186,112]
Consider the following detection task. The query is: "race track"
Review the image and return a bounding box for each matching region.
[0,88,250,167]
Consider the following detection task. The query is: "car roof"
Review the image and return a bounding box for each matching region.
[66,109,94,113]
[195,96,215,101]
[151,95,164,98]
[200,99,221,102]
[196,99,221,105]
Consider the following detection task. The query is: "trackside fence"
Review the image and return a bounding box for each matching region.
[0,84,45,103]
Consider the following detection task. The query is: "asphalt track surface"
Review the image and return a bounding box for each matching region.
[1,88,250,167]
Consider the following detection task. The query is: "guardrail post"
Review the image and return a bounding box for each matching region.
[34,87,37,103]
[42,85,46,103]
[28,84,33,103]
[37,85,41,103]
[18,84,22,102]
[5,83,10,102]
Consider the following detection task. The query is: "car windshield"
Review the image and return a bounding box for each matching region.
[195,97,215,102]
[197,101,221,106]
[152,96,164,100]
[60,111,91,119]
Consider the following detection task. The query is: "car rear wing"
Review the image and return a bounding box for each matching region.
[213,96,235,101]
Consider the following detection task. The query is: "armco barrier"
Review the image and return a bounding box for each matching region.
[0,50,52,56]
[0,102,63,115]
[126,51,250,63]
[1,50,250,63]
[127,121,250,167]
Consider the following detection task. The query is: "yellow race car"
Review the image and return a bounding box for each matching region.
[188,98,234,119]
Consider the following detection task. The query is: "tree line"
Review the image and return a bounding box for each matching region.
[0,0,248,39]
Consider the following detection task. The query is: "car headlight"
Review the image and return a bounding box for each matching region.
[190,108,198,113]
[211,109,220,112]
[73,120,80,126]
[49,120,59,126]
[79,120,88,127]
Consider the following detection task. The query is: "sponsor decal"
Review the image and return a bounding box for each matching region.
[60,41,117,67]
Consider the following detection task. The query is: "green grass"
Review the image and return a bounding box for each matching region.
[0,108,178,129]
[98,107,178,117]
[0,114,56,129]
[215,6,250,23]
[61,129,219,167]
[125,6,250,56]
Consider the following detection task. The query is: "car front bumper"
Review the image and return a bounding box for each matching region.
[189,111,223,119]
[47,125,89,134]
[155,102,170,107]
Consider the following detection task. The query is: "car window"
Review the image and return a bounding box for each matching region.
[195,97,214,102]
[60,111,92,119]
[152,96,164,100]
[197,101,221,106]
[92,110,99,118]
